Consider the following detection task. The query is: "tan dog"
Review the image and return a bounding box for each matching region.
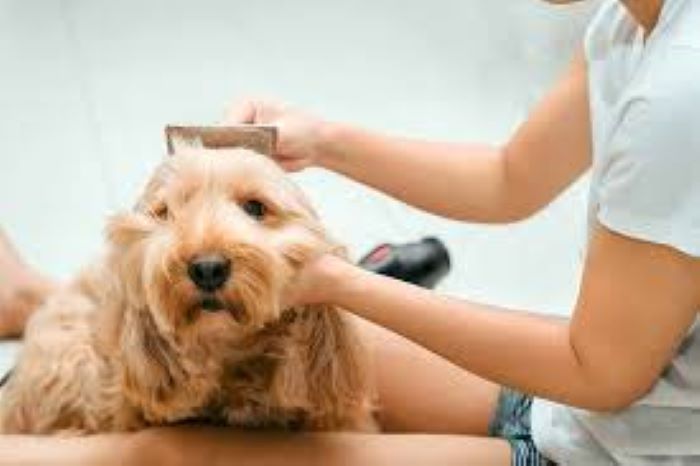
[0,146,375,434]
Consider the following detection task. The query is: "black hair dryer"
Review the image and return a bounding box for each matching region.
[358,237,451,289]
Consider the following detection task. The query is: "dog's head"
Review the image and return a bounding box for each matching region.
[102,145,369,427]
[107,145,335,342]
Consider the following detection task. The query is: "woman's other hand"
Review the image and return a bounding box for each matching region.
[282,254,356,309]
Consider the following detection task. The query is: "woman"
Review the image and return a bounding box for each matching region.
[2,0,699,463]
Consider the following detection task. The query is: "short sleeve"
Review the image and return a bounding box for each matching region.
[596,59,700,256]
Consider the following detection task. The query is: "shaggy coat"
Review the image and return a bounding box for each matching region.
[0,147,375,434]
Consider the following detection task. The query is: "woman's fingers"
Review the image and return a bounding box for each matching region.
[221,97,325,172]
[224,97,287,124]
[224,98,261,124]
[278,157,308,172]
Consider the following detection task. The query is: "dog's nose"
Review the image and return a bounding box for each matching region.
[188,254,231,292]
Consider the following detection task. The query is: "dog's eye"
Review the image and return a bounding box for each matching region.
[151,203,169,221]
[242,199,267,220]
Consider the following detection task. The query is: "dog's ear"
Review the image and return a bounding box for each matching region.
[105,212,152,247]
[106,160,176,247]
[119,307,185,407]
[297,306,373,429]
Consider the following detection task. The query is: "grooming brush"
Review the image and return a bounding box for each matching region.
[165,125,278,156]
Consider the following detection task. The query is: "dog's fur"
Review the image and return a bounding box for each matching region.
[0,146,375,434]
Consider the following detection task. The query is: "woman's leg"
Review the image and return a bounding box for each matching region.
[0,228,56,337]
[355,315,501,435]
[136,429,512,466]
[0,429,511,466]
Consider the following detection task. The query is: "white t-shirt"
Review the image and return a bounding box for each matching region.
[531,0,700,464]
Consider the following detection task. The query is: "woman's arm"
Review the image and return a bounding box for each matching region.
[227,52,591,223]
[300,224,700,412]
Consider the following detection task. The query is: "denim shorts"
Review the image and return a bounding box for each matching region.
[488,387,555,466]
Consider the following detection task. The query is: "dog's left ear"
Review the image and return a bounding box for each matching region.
[105,212,152,247]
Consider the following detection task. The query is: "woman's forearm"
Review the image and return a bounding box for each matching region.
[317,123,520,223]
[328,261,616,411]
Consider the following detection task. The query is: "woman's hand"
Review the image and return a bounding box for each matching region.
[282,254,356,308]
[224,98,332,172]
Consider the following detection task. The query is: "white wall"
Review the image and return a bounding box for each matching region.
[0,0,598,332]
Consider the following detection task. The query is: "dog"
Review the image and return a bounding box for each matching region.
[0,145,375,434]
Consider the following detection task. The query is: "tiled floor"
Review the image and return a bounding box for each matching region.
[0,0,597,369]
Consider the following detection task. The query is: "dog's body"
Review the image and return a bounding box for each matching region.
[0,147,375,434]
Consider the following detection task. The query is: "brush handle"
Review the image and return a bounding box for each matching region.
[165,125,278,156]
